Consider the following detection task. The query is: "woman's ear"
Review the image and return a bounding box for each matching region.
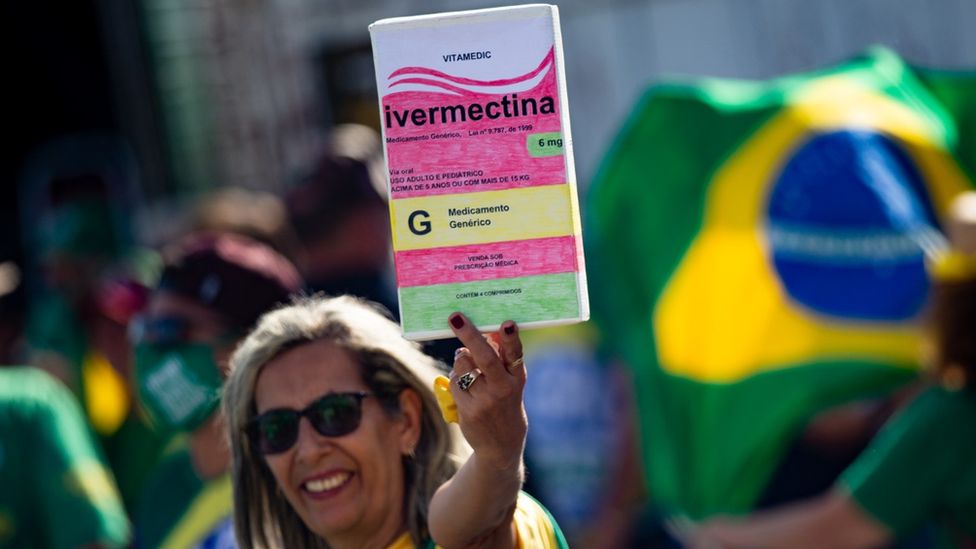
[397,388,423,455]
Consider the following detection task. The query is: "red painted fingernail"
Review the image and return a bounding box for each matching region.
[450,314,464,329]
[503,323,515,335]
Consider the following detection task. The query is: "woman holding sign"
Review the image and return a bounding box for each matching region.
[222,295,567,549]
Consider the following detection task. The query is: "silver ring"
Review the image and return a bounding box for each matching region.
[456,368,482,391]
[509,357,525,370]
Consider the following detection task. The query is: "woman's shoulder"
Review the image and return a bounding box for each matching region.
[403,492,569,549]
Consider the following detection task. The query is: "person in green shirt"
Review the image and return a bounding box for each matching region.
[131,232,303,548]
[0,367,130,548]
[22,173,170,512]
[685,191,976,548]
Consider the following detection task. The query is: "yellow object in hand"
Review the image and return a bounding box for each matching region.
[433,375,458,423]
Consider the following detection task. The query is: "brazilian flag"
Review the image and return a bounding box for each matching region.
[586,47,975,518]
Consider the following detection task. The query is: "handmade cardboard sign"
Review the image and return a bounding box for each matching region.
[370,4,588,339]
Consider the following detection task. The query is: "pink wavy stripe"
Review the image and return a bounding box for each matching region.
[384,52,565,199]
[388,77,478,96]
[389,48,554,88]
[395,235,578,288]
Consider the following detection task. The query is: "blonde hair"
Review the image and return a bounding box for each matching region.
[222,295,468,548]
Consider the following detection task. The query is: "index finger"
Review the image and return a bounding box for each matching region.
[448,312,504,376]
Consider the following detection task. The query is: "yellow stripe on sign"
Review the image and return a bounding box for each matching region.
[390,184,574,251]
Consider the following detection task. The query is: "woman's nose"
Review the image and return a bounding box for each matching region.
[293,416,332,462]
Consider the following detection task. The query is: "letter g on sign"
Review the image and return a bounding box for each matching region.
[408,210,432,235]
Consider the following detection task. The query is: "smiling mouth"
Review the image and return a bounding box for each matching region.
[303,472,352,494]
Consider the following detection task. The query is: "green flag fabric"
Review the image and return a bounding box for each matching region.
[914,66,976,183]
[586,47,975,518]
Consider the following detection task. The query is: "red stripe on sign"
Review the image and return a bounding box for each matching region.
[395,235,579,287]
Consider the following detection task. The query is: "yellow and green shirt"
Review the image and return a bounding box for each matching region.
[386,491,568,549]
[134,443,234,549]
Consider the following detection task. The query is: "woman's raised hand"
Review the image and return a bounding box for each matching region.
[447,312,528,470]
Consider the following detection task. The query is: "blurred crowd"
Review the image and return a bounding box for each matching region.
[1,121,639,548]
[0,124,417,548]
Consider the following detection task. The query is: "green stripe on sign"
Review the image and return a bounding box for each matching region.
[400,273,580,333]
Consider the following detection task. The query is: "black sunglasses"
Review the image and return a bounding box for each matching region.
[246,392,372,455]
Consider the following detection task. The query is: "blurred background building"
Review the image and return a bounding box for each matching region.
[6,0,975,238]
